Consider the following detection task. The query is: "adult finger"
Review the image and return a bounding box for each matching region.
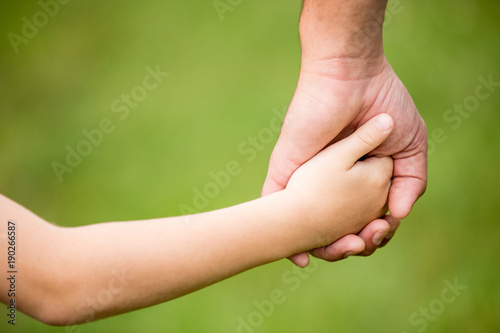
[378,214,401,248]
[356,218,391,256]
[288,252,311,268]
[388,151,427,219]
[309,234,366,262]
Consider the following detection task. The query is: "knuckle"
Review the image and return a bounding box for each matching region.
[356,129,377,147]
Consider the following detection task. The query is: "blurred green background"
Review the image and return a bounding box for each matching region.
[1,0,499,332]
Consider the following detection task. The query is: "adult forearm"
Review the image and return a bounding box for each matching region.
[299,0,388,78]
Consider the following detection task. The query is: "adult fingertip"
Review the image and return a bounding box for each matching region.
[342,239,365,259]
[288,252,310,268]
[372,229,389,246]
[388,195,413,220]
[387,180,426,220]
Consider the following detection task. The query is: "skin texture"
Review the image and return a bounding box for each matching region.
[262,0,427,267]
[0,115,393,326]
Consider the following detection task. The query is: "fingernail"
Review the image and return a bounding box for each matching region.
[372,231,388,246]
[375,114,392,132]
[343,251,359,259]
[385,232,394,240]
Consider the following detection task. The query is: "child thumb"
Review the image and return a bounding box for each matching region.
[333,114,394,164]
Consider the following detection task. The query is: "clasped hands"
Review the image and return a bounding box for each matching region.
[262,55,427,267]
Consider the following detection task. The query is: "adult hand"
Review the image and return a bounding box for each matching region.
[262,0,427,267]
[262,56,427,267]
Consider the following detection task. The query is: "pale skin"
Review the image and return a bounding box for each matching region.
[263,0,428,267]
[1,115,393,326]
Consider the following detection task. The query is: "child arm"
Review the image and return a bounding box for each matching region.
[0,114,393,326]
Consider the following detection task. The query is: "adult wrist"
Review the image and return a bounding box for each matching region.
[299,53,389,82]
[299,27,384,62]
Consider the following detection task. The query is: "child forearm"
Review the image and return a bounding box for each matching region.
[61,191,312,324]
[1,191,312,325]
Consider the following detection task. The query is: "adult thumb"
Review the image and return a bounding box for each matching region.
[332,114,394,165]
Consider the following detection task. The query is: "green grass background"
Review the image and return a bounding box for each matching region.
[1,0,499,332]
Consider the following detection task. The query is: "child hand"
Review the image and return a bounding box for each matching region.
[285,114,394,250]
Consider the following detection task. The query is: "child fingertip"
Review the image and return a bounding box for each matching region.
[374,114,393,132]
